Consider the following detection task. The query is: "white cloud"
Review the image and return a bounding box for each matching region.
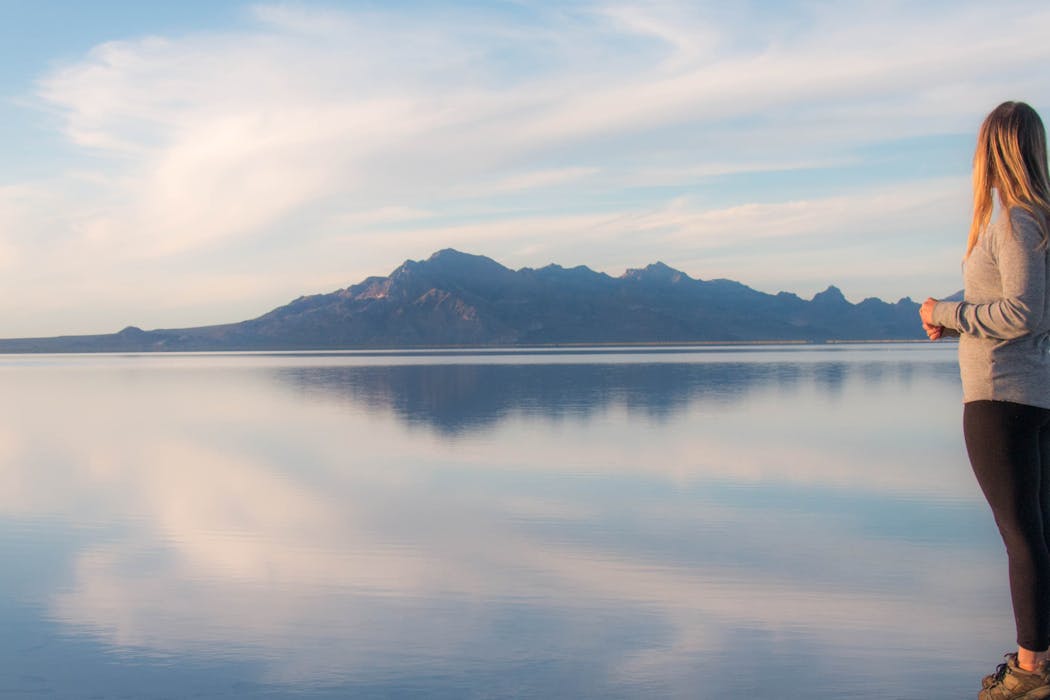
[470,166,602,195]
[0,186,37,269]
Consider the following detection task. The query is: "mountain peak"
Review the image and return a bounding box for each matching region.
[421,249,508,273]
[388,249,511,284]
[621,261,689,284]
[427,248,475,263]
[811,285,848,305]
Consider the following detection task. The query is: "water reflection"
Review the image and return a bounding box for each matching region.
[274,354,945,434]
[279,362,776,432]
[0,345,1008,699]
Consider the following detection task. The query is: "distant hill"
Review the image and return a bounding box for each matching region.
[0,249,929,352]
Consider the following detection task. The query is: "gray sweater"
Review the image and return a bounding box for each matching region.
[932,207,1050,409]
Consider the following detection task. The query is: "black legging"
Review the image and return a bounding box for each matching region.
[965,399,1050,651]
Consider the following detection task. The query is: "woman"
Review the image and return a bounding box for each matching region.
[921,101,1050,700]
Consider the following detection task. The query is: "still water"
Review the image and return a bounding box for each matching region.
[0,344,1009,698]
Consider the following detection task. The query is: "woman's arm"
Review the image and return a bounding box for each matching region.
[931,210,1047,339]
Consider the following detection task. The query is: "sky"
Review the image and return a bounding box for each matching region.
[1,0,1049,337]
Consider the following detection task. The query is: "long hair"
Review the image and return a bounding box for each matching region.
[967,101,1050,257]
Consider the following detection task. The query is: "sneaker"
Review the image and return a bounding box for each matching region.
[980,654,1050,699]
[983,655,1050,689]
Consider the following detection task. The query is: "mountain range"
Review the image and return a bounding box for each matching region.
[0,249,929,352]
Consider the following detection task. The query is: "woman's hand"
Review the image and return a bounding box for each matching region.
[923,322,943,341]
[919,297,938,326]
[920,297,944,341]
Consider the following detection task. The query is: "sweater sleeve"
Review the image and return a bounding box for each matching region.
[930,210,1047,340]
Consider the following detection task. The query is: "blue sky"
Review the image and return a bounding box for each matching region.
[2,0,1049,337]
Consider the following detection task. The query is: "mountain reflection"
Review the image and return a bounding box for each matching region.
[273,357,945,434]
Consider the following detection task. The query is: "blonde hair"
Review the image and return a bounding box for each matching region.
[967,101,1050,257]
